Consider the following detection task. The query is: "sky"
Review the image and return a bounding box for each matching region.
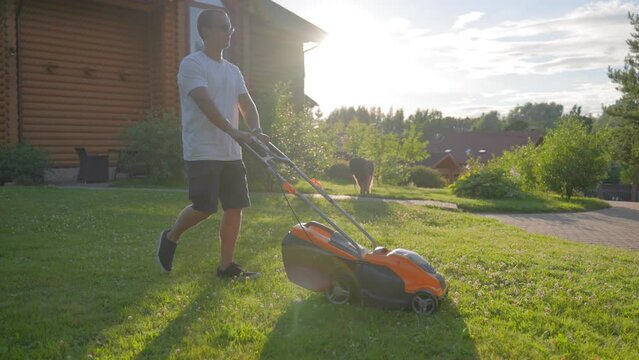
[272,0,639,118]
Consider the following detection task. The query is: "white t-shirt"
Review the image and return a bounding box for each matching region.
[177,51,248,161]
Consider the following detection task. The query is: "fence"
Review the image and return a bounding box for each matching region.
[597,184,638,202]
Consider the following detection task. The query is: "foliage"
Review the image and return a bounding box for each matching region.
[568,105,594,131]
[450,163,521,199]
[341,120,377,158]
[409,166,446,188]
[269,85,337,179]
[605,13,639,184]
[340,122,429,185]
[326,105,385,125]
[408,108,475,139]
[379,107,406,134]
[493,141,540,192]
[326,106,477,141]
[472,111,503,132]
[2,141,49,185]
[535,116,610,199]
[603,161,623,184]
[120,109,183,183]
[0,141,11,184]
[505,102,564,131]
[325,160,353,183]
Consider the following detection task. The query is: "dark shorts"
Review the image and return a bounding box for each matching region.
[185,160,250,214]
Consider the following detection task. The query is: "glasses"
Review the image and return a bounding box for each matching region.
[214,24,235,34]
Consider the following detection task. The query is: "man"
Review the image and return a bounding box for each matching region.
[156,8,267,279]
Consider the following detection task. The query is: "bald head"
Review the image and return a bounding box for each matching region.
[197,9,230,40]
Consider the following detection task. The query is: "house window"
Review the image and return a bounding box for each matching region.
[189,0,226,53]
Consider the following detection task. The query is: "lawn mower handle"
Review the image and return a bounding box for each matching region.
[238,135,379,254]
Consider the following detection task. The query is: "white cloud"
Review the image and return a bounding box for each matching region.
[422,0,639,78]
[453,11,484,30]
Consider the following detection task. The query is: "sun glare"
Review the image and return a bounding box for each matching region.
[304,5,454,113]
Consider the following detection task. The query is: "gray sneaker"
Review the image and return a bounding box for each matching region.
[156,229,177,272]
[217,262,260,279]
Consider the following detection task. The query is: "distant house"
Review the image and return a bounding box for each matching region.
[0,0,325,176]
[421,131,544,183]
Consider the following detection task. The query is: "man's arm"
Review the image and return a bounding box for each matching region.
[238,92,269,143]
[190,87,251,142]
[238,93,259,130]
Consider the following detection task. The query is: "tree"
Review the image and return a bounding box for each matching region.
[472,111,502,132]
[269,87,336,177]
[567,105,593,132]
[505,102,564,131]
[380,108,406,134]
[493,141,539,192]
[407,109,474,140]
[339,121,428,185]
[535,117,610,199]
[342,120,376,158]
[606,12,639,184]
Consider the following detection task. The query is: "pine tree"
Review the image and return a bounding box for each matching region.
[606,13,639,184]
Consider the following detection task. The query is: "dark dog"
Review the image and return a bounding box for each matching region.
[349,157,374,195]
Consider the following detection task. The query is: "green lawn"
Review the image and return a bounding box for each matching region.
[294,179,610,213]
[1,187,637,359]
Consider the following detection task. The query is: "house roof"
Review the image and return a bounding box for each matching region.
[422,131,544,166]
[254,0,327,43]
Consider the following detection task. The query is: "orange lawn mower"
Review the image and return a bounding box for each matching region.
[241,136,448,315]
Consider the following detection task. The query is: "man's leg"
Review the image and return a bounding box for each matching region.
[167,205,211,243]
[219,208,242,268]
[216,206,258,279]
[215,161,259,279]
[157,160,219,272]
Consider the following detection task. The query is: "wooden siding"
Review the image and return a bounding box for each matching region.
[18,0,152,167]
[245,12,305,108]
[1,0,19,144]
[150,0,179,111]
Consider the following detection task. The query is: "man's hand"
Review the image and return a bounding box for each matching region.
[227,128,252,143]
[255,132,270,144]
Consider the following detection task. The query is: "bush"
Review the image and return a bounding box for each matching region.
[0,142,11,184]
[536,116,610,199]
[269,85,336,179]
[450,165,520,199]
[325,160,353,182]
[4,142,49,185]
[409,166,446,188]
[493,142,539,192]
[120,109,183,184]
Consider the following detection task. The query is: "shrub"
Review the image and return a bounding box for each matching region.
[120,109,183,184]
[493,142,539,192]
[269,85,336,179]
[0,142,11,184]
[450,165,520,199]
[536,116,610,199]
[5,142,49,185]
[325,160,353,182]
[409,166,446,188]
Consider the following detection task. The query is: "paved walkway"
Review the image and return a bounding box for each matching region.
[482,201,639,250]
[308,194,459,210]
